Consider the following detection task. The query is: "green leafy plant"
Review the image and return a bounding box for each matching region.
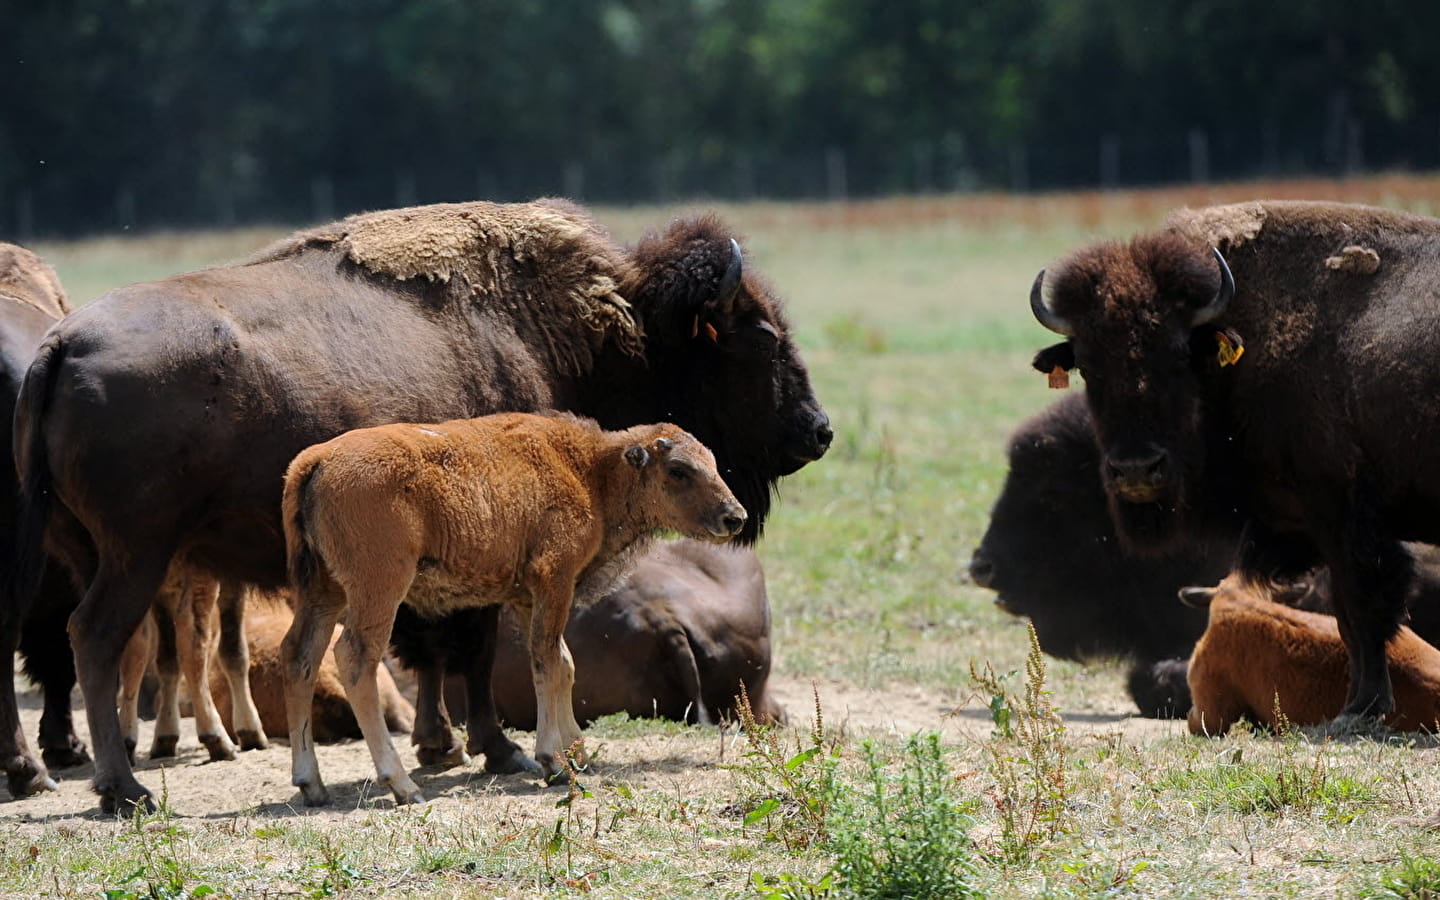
[1356,852,1440,899]
[733,684,840,851]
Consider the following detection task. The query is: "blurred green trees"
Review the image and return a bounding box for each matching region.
[3,0,1439,234]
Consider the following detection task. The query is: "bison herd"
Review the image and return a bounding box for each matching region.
[4,196,1440,824]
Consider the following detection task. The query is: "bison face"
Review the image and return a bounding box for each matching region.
[624,218,831,543]
[627,428,747,543]
[1030,234,1233,553]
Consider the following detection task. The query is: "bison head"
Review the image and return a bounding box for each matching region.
[616,216,831,543]
[971,394,1222,662]
[624,426,747,543]
[1029,234,1233,552]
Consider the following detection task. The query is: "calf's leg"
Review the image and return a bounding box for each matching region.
[335,598,424,805]
[118,614,155,765]
[216,582,267,750]
[174,576,236,761]
[148,596,183,759]
[528,597,586,782]
[283,593,345,807]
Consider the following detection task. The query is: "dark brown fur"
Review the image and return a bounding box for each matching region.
[1187,575,1440,735]
[1032,202,1440,747]
[280,412,745,805]
[9,201,827,813]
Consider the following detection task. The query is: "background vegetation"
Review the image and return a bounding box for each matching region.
[7,0,1440,235]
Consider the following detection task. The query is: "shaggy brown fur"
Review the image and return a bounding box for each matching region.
[244,198,643,372]
[0,243,69,318]
[1186,575,1440,735]
[1030,201,1440,757]
[280,412,745,806]
[209,590,413,742]
[11,199,827,813]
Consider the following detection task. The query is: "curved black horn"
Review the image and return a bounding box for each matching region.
[714,238,743,317]
[1029,269,1074,337]
[1192,248,1235,326]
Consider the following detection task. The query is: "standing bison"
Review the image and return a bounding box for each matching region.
[11,199,829,813]
[1028,201,1440,768]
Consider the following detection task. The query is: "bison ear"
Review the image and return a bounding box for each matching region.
[624,445,650,469]
[1032,342,1075,374]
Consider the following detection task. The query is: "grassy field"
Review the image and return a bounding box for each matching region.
[13,175,1440,898]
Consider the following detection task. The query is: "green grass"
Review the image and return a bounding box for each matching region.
[14,182,1440,897]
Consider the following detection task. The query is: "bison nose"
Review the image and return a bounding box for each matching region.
[968,549,996,589]
[1104,449,1171,503]
[722,511,747,535]
[812,414,833,457]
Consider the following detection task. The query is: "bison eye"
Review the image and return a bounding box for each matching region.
[667,464,693,483]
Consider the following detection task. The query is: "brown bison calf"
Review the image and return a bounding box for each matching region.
[1186,575,1440,735]
[281,412,745,805]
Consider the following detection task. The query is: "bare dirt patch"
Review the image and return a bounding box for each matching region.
[0,670,1176,826]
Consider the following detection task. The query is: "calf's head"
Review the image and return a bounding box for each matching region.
[1030,233,1233,551]
[623,425,747,543]
[623,217,831,542]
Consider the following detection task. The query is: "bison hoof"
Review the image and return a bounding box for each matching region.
[42,739,91,769]
[98,782,156,817]
[149,735,179,759]
[1310,713,1390,739]
[483,748,542,776]
[392,787,427,805]
[5,761,58,798]
[199,734,237,762]
[235,730,268,752]
[297,781,331,807]
[415,742,469,769]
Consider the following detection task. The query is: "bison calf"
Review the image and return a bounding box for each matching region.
[1186,575,1440,736]
[281,412,745,805]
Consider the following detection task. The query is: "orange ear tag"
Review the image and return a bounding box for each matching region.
[1048,365,1070,389]
[703,322,719,342]
[1215,330,1244,367]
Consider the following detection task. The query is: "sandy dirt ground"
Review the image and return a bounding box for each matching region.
[0,672,1180,825]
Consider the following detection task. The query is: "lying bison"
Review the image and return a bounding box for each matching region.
[1185,575,1440,736]
[12,200,828,813]
[282,413,745,804]
[1028,201,1440,770]
[0,243,91,789]
[490,539,785,728]
[969,394,1232,716]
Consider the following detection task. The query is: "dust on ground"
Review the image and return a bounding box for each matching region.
[0,671,1179,825]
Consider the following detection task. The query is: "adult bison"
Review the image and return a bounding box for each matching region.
[968,394,1232,717]
[0,243,91,788]
[11,199,830,813]
[1028,201,1440,760]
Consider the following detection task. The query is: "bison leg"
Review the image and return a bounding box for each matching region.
[462,606,539,775]
[528,599,585,782]
[175,575,236,762]
[1126,658,1192,719]
[71,556,171,815]
[410,664,468,768]
[118,614,156,766]
[1317,498,1410,720]
[334,601,425,805]
[0,606,56,797]
[148,596,182,759]
[282,593,345,807]
[20,575,89,769]
[216,582,267,751]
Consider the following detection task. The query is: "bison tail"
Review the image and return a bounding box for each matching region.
[9,336,65,621]
[282,455,324,594]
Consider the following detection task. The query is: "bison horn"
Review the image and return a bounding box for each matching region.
[1191,248,1235,326]
[1029,269,1074,337]
[714,239,743,318]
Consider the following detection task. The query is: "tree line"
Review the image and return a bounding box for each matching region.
[4,0,1439,236]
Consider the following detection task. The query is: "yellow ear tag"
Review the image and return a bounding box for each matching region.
[1215,330,1244,367]
[1048,365,1070,389]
